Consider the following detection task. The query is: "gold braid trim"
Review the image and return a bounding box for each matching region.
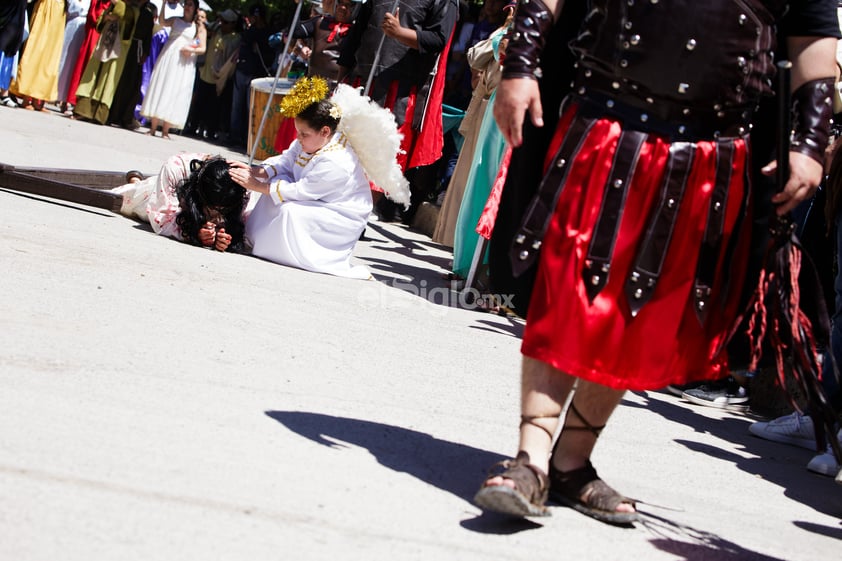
[293,133,348,167]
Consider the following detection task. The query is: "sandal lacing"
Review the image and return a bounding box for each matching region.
[549,402,640,524]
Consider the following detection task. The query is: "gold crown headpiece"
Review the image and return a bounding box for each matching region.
[280,76,330,118]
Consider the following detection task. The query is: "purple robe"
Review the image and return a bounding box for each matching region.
[134,26,168,122]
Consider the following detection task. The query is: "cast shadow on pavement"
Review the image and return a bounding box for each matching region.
[625,393,842,518]
[359,252,525,326]
[131,222,154,233]
[0,187,115,217]
[361,254,512,318]
[365,222,446,255]
[792,520,842,540]
[263,411,816,548]
[469,317,524,339]
[363,256,450,288]
[364,241,455,273]
[360,223,523,323]
[264,410,544,534]
[361,223,461,294]
[640,512,789,561]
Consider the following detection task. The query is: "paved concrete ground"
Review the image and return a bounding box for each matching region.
[0,105,840,561]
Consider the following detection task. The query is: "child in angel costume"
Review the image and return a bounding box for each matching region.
[113,154,249,252]
[229,76,410,278]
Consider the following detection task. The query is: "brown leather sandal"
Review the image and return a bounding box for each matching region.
[549,460,639,524]
[474,451,550,517]
[125,170,144,183]
[548,403,639,524]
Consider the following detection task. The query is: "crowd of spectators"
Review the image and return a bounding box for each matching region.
[0,0,291,148]
[3,0,504,161]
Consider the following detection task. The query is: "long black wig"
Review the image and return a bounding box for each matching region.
[175,157,249,252]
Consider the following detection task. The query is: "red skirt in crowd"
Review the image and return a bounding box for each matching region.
[521,104,752,391]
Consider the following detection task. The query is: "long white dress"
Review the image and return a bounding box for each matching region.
[56,0,88,103]
[245,132,373,279]
[140,17,197,128]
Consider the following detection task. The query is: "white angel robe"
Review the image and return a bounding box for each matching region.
[245,132,373,278]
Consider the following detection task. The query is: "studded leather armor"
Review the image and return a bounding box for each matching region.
[570,0,788,140]
[505,0,837,307]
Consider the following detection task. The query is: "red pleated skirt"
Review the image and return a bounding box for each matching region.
[521,104,752,390]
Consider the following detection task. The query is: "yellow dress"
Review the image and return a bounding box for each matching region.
[11,0,66,101]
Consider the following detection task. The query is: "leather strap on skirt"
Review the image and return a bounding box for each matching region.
[510,111,595,277]
[625,143,696,317]
[692,140,736,323]
[582,129,647,301]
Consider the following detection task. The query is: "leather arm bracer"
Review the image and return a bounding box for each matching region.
[501,0,554,80]
[790,77,835,166]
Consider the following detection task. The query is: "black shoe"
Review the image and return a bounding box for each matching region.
[681,377,749,412]
[375,198,403,223]
[664,381,704,397]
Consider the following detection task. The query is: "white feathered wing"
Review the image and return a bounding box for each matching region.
[331,84,411,208]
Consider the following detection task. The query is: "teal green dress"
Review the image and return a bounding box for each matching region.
[451,31,506,278]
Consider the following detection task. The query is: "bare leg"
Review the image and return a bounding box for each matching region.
[519,356,577,471]
[161,121,172,139]
[147,118,159,136]
[483,356,575,490]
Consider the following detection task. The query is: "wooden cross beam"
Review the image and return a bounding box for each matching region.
[0,163,124,213]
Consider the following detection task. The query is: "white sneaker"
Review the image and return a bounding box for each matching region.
[748,412,815,450]
[806,431,842,476]
[807,449,840,476]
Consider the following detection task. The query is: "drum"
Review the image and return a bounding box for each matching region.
[248,77,294,161]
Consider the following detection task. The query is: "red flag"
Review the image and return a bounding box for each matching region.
[476,146,512,239]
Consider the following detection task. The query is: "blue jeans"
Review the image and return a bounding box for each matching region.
[229,69,252,145]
